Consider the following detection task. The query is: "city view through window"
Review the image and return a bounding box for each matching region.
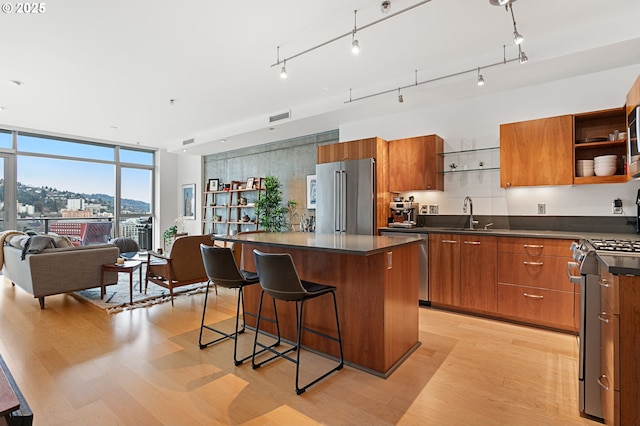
[0,131,154,247]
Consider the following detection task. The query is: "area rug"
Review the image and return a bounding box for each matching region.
[72,264,210,313]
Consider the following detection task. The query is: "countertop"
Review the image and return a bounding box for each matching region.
[380,226,640,276]
[214,232,423,256]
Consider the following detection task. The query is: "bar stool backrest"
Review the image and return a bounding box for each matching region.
[253,250,307,301]
[200,244,246,288]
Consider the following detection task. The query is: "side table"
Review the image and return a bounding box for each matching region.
[100,260,143,304]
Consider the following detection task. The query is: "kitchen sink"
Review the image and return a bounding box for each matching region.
[440,227,496,232]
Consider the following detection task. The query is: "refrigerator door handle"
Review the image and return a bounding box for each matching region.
[334,170,340,232]
[340,170,347,232]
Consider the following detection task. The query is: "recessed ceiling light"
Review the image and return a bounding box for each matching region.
[10,80,23,86]
[221,139,227,143]
[0,106,4,111]
[110,125,118,130]
[182,148,187,152]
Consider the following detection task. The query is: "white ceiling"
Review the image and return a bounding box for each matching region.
[1,0,640,156]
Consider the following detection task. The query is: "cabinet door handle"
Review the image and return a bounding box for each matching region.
[597,312,610,323]
[523,293,544,299]
[598,278,611,288]
[441,240,458,244]
[523,261,544,266]
[464,241,481,245]
[597,374,610,391]
[523,244,544,248]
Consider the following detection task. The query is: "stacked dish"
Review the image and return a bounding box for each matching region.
[576,159,594,177]
[594,155,617,176]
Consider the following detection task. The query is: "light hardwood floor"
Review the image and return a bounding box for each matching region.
[0,277,599,426]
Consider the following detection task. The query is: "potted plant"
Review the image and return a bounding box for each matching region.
[255,175,287,232]
[163,225,177,252]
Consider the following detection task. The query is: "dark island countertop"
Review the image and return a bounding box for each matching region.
[214,232,423,256]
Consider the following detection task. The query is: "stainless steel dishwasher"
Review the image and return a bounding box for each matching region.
[379,231,429,305]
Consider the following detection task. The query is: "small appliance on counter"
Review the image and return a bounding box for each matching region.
[389,196,418,228]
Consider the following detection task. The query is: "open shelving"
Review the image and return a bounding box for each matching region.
[202,178,264,235]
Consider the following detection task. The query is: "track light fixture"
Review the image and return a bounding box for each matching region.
[346,45,525,104]
[271,0,433,73]
[381,1,391,14]
[509,3,524,45]
[489,0,515,6]
[351,10,360,55]
[518,45,528,64]
[477,67,485,86]
[280,60,288,79]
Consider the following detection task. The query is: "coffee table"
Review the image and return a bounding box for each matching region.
[100,260,143,304]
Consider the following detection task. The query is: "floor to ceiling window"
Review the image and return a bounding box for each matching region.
[0,129,155,246]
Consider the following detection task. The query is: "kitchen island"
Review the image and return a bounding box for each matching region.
[215,232,423,377]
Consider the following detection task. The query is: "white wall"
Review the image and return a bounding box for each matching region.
[157,150,202,245]
[340,64,640,217]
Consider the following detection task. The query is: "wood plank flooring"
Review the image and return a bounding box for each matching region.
[0,277,599,425]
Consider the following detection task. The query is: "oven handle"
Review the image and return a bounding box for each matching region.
[566,261,581,284]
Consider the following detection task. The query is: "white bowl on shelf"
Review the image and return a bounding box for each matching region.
[594,154,617,162]
[594,166,617,176]
[576,167,594,177]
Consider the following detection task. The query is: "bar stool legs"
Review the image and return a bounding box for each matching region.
[199,280,280,366]
[251,289,344,395]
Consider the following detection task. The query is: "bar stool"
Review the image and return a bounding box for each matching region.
[199,244,280,365]
[252,249,344,395]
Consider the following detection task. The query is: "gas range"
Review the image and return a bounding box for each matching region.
[588,238,640,255]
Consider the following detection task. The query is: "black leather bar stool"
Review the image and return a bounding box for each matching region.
[252,249,344,395]
[199,244,280,365]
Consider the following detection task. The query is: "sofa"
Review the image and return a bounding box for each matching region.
[2,232,120,309]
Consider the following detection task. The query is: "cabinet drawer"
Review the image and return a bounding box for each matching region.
[498,253,574,292]
[497,283,575,330]
[599,269,619,315]
[498,237,575,257]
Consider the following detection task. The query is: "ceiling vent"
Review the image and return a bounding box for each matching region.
[182,138,195,146]
[269,110,291,123]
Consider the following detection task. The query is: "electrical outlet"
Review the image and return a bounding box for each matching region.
[537,203,546,215]
[420,204,428,215]
[613,198,623,214]
[429,204,439,215]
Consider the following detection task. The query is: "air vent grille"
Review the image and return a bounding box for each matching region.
[269,110,291,123]
[182,138,195,146]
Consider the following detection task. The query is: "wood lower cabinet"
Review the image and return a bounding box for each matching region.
[497,237,576,332]
[429,234,497,313]
[459,235,497,313]
[500,115,574,188]
[389,135,444,191]
[598,269,640,426]
[429,234,460,306]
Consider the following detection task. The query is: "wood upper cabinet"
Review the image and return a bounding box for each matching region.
[389,135,444,191]
[627,74,640,118]
[459,235,497,313]
[500,115,573,188]
[428,234,460,306]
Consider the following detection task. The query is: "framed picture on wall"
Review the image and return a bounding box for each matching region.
[306,175,316,209]
[207,178,219,192]
[246,177,255,190]
[182,183,196,219]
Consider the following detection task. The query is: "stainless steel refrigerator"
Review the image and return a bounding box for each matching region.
[315,158,375,235]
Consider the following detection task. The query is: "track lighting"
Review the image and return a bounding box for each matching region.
[280,60,288,79]
[477,68,485,86]
[489,0,515,6]
[508,3,524,45]
[398,89,404,103]
[351,10,360,55]
[519,46,528,64]
[271,0,432,72]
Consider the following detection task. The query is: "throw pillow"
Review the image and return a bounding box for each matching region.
[7,235,30,249]
[51,235,74,248]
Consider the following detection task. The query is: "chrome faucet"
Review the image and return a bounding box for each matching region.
[463,196,477,230]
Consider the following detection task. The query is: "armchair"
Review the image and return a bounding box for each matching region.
[145,234,213,305]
